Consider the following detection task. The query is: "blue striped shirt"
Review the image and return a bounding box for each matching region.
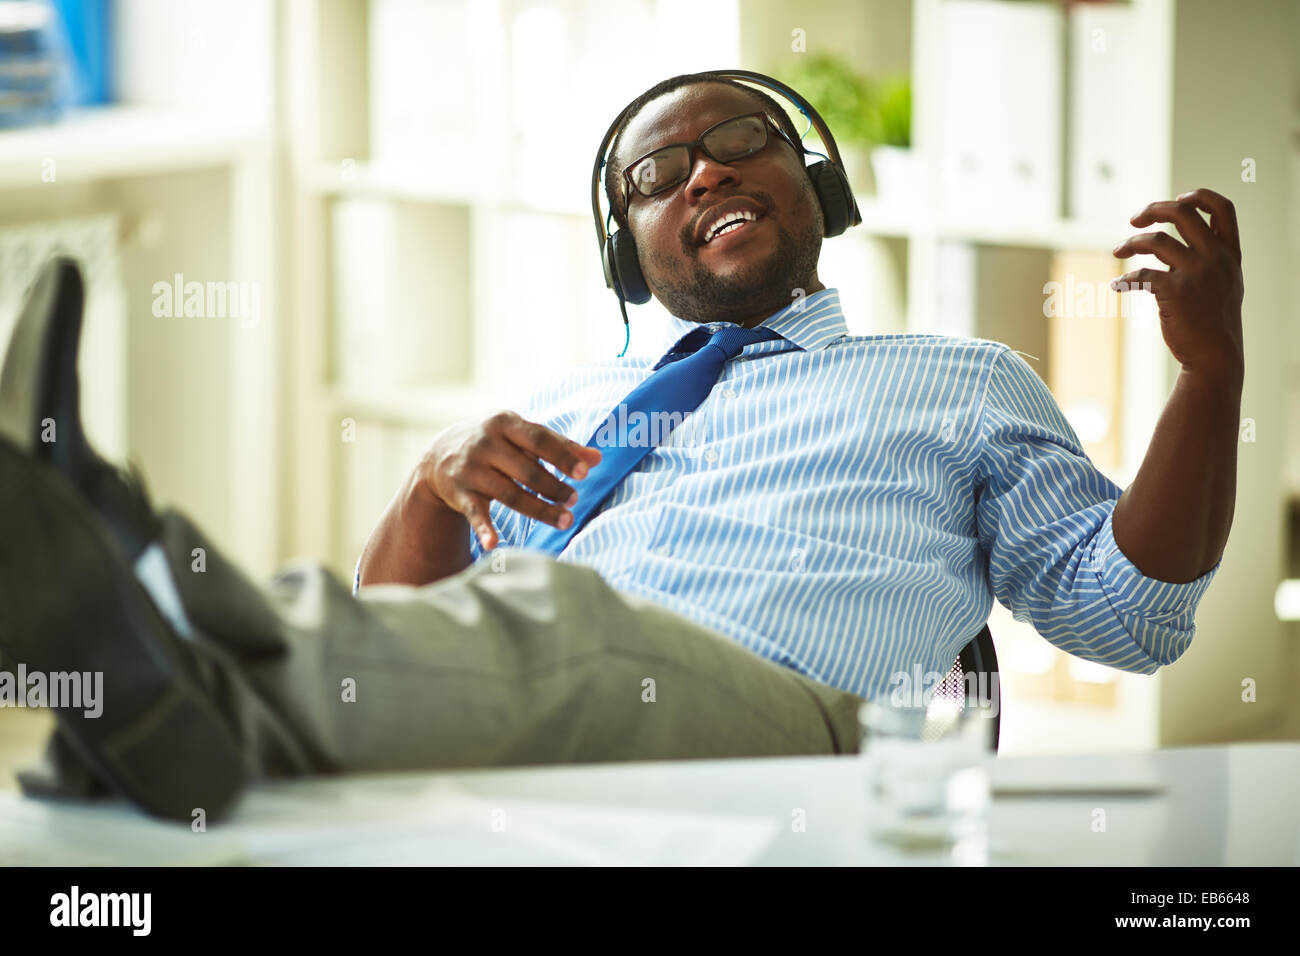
[456,287,1220,700]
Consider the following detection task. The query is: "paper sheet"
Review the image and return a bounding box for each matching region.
[233,783,781,866]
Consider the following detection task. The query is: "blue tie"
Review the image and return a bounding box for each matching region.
[523,324,787,554]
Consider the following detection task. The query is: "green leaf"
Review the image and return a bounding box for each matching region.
[775,53,876,147]
[773,55,911,150]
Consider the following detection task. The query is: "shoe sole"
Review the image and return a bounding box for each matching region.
[0,439,247,822]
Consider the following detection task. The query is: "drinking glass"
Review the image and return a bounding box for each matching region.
[858,696,992,862]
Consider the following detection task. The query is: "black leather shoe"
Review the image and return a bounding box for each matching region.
[0,255,159,562]
[0,438,248,821]
[0,256,246,820]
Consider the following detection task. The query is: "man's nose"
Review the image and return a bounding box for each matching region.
[685,153,739,201]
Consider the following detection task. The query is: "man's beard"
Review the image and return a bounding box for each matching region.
[643,192,823,325]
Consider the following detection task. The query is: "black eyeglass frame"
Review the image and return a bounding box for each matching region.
[619,110,803,211]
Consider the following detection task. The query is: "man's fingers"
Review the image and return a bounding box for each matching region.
[1175,188,1241,258]
[1129,199,1217,255]
[488,444,578,505]
[461,493,500,550]
[504,417,601,480]
[1112,231,1195,270]
[479,469,574,530]
[461,411,597,540]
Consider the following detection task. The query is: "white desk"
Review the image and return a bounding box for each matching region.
[2,742,1297,865]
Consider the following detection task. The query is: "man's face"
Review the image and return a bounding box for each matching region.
[615,84,825,325]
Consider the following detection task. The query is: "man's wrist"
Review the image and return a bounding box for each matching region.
[390,470,463,562]
[400,467,454,525]
[1178,362,1243,406]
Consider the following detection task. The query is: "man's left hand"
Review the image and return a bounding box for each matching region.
[1111,187,1245,384]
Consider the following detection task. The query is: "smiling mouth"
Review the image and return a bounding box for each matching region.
[701,215,768,251]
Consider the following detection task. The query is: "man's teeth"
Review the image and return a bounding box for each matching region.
[706,210,759,242]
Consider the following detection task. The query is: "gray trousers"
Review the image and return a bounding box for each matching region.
[28,508,865,795]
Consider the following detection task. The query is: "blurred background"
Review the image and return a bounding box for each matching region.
[0,0,1296,782]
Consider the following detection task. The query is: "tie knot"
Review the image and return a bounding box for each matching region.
[707,324,784,360]
[655,324,784,369]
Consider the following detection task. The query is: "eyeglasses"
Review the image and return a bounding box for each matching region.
[621,111,800,209]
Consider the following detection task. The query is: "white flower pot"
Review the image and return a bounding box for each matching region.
[835,144,876,198]
[870,145,915,208]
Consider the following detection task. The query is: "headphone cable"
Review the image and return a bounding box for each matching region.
[616,295,630,358]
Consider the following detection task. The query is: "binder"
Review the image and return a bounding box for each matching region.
[936,0,1063,222]
[1068,2,1150,222]
[1046,249,1124,475]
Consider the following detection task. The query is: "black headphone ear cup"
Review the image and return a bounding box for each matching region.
[604,229,651,305]
[805,159,855,238]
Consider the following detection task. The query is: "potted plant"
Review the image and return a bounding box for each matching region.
[864,75,913,207]
[776,54,876,197]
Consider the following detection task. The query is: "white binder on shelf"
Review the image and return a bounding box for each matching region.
[368,0,477,169]
[935,0,1063,223]
[1068,2,1153,223]
[330,197,472,396]
[331,198,401,395]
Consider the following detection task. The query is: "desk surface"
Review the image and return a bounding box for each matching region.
[2,742,1297,865]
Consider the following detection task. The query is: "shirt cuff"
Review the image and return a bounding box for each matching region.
[1088,506,1220,624]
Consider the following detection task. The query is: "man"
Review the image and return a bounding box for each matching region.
[0,75,1244,822]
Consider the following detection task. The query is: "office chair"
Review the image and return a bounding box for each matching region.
[932,624,1001,753]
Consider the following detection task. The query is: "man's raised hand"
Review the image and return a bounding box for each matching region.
[1111,187,1244,384]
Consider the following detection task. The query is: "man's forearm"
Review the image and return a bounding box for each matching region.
[1111,366,1243,583]
[358,476,473,587]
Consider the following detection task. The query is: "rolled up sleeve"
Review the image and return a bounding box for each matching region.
[975,347,1220,674]
[1086,504,1220,665]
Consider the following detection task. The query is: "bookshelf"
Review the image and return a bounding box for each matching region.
[282,0,1294,752]
[0,97,278,576]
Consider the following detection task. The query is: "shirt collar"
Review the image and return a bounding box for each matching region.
[656,287,848,361]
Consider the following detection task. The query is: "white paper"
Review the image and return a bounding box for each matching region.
[229,782,780,866]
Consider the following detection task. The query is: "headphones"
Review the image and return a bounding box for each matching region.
[591,68,863,351]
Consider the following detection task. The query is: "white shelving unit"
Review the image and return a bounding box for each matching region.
[0,105,266,188]
[283,0,741,574]
[0,100,279,576]
[284,0,1295,751]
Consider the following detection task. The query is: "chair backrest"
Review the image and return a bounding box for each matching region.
[931,624,1000,752]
